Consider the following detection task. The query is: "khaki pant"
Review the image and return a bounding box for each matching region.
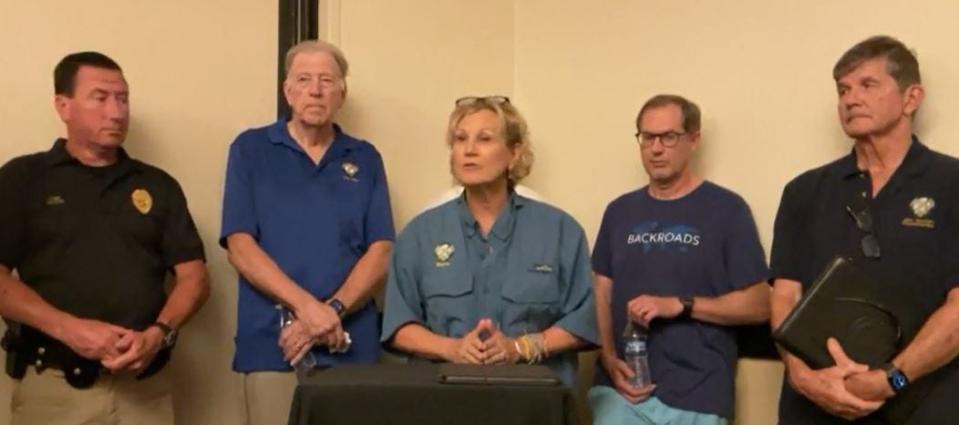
[240,371,298,425]
[11,366,173,425]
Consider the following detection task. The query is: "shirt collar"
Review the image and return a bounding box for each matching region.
[839,135,930,179]
[268,118,354,159]
[44,138,135,172]
[457,191,526,241]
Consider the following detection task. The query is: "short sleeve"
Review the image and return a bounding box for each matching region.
[363,150,395,246]
[723,197,770,290]
[219,140,258,248]
[160,177,206,267]
[380,226,425,343]
[553,216,599,346]
[0,159,27,269]
[770,180,809,284]
[591,204,615,278]
[942,173,959,289]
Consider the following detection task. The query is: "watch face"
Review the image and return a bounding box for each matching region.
[891,373,908,390]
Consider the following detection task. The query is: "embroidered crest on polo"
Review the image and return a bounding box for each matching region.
[342,161,359,182]
[531,264,554,273]
[131,188,153,214]
[910,197,935,218]
[434,243,455,267]
[902,196,936,229]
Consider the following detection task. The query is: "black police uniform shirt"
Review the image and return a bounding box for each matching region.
[770,137,959,425]
[0,139,206,330]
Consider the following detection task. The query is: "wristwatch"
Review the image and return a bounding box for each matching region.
[328,298,346,318]
[151,321,178,349]
[882,362,909,393]
[678,296,695,319]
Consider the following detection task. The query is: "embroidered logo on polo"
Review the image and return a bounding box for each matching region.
[131,189,153,215]
[626,221,702,253]
[342,161,359,182]
[902,196,935,229]
[531,264,554,273]
[434,243,455,267]
[45,195,65,206]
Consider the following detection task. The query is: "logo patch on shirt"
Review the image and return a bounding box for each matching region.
[45,195,65,206]
[530,264,554,273]
[131,188,153,215]
[903,196,935,228]
[342,161,359,182]
[434,243,455,267]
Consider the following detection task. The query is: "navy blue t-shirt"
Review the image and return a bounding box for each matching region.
[591,181,769,419]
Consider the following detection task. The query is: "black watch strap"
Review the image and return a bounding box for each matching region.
[328,298,346,318]
[882,362,909,393]
[151,321,177,349]
[678,297,694,319]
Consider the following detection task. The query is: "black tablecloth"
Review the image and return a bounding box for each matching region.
[288,364,578,425]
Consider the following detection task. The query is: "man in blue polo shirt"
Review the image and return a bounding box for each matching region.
[589,94,770,425]
[220,40,394,425]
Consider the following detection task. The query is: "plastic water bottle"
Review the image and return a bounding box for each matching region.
[622,322,651,387]
[278,307,317,373]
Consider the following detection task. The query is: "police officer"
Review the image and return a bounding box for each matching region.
[0,51,209,425]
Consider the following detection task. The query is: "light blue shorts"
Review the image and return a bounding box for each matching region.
[588,386,729,425]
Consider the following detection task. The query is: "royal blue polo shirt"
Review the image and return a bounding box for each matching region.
[220,119,395,372]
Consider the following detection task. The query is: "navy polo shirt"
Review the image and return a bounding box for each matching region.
[771,138,959,425]
[220,119,395,372]
[591,182,770,419]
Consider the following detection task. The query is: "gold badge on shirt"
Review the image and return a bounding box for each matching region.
[131,188,153,215]
[902,196,935,228]
[434,243,455,267]
[342,161,359,182]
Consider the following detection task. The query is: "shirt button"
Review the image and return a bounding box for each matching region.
[861,191,867,198]
[73,368,83,376]
[37,347,46,355]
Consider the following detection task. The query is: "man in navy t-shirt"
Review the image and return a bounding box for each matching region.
[589,94,770,425]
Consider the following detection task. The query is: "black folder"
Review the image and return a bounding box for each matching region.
[438,364,560,386]
[773,256,933,424]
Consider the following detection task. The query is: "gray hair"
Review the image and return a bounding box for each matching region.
[284,40,349,78]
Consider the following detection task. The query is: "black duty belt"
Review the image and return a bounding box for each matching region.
[2,325,171,389]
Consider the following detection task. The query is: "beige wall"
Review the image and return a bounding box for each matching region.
[3,1,959,425]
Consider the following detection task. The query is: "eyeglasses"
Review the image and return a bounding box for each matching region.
[846,201,880,259]
[636,131,686,148]
[455,96,510,107]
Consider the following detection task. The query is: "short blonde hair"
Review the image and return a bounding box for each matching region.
[446,98,534,185]
[284,40,349,79]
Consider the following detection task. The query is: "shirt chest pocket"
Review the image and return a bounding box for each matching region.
[500,265,562,335]
[421,270,474,337]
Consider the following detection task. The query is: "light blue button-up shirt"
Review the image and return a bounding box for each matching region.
[382,193,598,386]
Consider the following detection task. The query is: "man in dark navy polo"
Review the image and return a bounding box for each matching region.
[0,52,209,425]
[771,35,959,425]
[220,40,394,425]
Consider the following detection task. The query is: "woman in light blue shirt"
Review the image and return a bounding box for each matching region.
[381,96,598,385]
